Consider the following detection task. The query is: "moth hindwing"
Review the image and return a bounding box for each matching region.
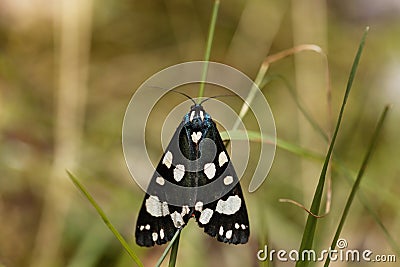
[135,104,249,246]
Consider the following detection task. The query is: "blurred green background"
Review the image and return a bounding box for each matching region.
[0,0,399,266]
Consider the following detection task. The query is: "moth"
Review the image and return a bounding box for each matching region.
[135,100,249,246]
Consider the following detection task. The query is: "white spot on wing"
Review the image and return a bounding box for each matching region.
[204,163,216,179]
[200,110,204,121]
[199,208,213,224]
[223,176,233,185]
[189,111,195,122]
[241,224,246,230]
[145,195,170,217]
[152,232,158,241]
[140,225,144,231]
[226,230,232,239]
[215,195,241,215]
[160,229,165,239]
[195,201,203,212]
[162,151,173,169]
[235,223,240,229]
[162,202,169,216]
[191,131,202,144]
[145,224,150,230]
[219,226,224,236]
[156,177,165,186]
[218,151,228,167]
[181,205,190,216]
[173,164,185,182]
[170,211,185,228]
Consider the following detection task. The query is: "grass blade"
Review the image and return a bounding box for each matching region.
[323,105,390,267]
[295,27,369,267]
[233,44,327,130]
[168,231,181,267]
[156,2,220,266]
[155,229,182,267]
[261,74,328,141]
[198,0,220,100]
[261,52,399,256]
[356,192,400,258]
[223,127,400,256]
[157,3,220,266]
[66,171,144,267]
[220,130,324,162]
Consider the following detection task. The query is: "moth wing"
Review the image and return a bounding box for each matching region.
[135,121,194,246]
[194,120,250,244]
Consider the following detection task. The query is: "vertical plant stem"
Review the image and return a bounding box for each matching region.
[67,172,144,267]
[295,27,369,267]
[324,105,389,267]
[291,0,328,211]
[198,0,220,100]
[155,229,182,267]
[232,44,326,131]
[30,1,92,266]
[156,2,219,266]
[168,231,181,267]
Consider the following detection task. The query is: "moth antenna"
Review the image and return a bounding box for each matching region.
[199,94,235,105]
[169,89,197,105]
[147,85,196,105]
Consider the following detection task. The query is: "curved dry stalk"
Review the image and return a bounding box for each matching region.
[233,44,332,217]
[235,44,330,131]
[268,45,332,218]
[279,198,327,218]
[263,44,323,66]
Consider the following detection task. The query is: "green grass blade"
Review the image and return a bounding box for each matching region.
[330,156,400,257]
[261,74,328,141]
[261,56,399,256]
[155,229,181,267]
[66,171,144,267]
[356,192,400,258]
[295,27,369,267]
[67,223,114,267]
[157,3,220,266]
[198,0,220,100]
[168,231,181,267]
[323,105,390,267]
[220,130,324,162]
[156,3,221,265]
[223,130,400,257]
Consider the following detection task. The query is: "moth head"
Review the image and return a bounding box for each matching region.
[186,104,209,125]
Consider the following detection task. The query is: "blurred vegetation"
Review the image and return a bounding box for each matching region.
[0,1,399,267]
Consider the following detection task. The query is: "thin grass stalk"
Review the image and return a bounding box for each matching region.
[261,75,328,141]
[197,0,220,100]
[168,231,181,267]
[155,2,221,266]
[355,191,400,257]
[67,172,144,267]
[261,68,399,255]
[295,27,369,267]
[233,44,327,130]
[261,73,332,216]
[323,105,390,267]
[155,229,182,267]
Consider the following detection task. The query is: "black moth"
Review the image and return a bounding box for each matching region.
[135,102,249,246]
